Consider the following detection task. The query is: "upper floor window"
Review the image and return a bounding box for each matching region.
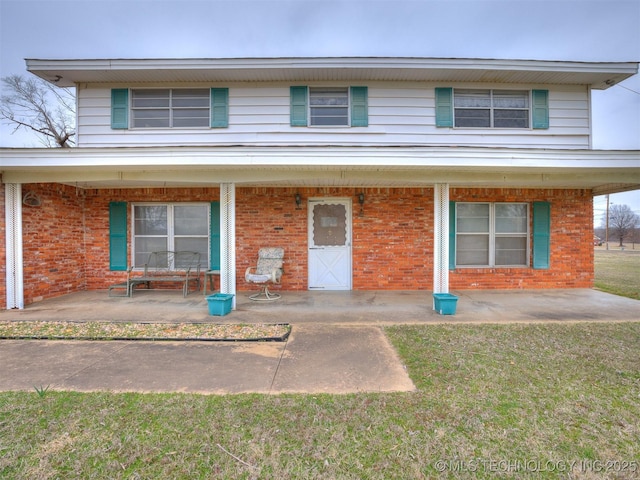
[111,88,229,129]
[309,88,349,126]
[131,89,210,128]
[435,88,549,129]
[454,89,529,128]
[290,86,368,127]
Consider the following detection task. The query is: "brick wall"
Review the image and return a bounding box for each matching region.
[6,184,594,306]
[235,187,307,292]
[21,184,86,304]
[235,187,434,291]
[83,187,220,290]
[351,188,433,290]
[449,188,594,289]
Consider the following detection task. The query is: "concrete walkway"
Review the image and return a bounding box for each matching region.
[0,289,638,395]
[0,324,414,395]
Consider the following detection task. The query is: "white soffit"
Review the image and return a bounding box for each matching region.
[26,57,638,89]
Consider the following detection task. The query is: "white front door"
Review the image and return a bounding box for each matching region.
[308,199,352,290]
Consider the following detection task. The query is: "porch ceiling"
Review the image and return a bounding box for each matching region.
[1,146,639,195]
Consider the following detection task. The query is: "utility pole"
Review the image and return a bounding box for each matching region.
[605,194,609,250]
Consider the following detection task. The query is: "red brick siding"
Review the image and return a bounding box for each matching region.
[449,188,594,289]
[83,187,220,290]
[5,184,594,306]
[234,187,434,291]
[235,187,307,292]
[351,188,433,290]
[21,184,86,304]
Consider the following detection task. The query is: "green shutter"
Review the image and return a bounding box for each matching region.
[210,88,229,128]
[449,201,456,270]
[111,89,129,129]
[532,90,549,129]
[532,201,551,269]
[210,201,221,270]
[109,202,128,271]
[435,87,454,127]
[290,86,308,126]
[350,86,368,127]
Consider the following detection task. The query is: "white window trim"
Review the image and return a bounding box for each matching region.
[130,88,210,129]
[131,202,210,270]
[453,89,531,129]
[456,202,530,268]
[308,86,351,128]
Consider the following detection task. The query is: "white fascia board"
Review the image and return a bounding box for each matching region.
[26,56,639,72]
[1,146,639,169]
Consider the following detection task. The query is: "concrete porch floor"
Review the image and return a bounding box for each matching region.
[1,288,639,324]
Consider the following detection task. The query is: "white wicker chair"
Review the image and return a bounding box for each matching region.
[244,247,284,301]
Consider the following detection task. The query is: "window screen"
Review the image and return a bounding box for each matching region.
[454,89,529,128]
[456,203,529,267]
[309,88,349,126]
[131,89,209,128]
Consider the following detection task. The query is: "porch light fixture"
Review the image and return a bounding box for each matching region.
[358,193,365,206]
[22,191,42,207]
[295,193,302,208]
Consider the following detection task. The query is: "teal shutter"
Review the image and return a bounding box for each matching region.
[109,202,128,270]
[210,201,221,270]
[532,90,549,129]
[449,201,456,270]
[350,86,368,127]
[111,89,129,129]
[210,88,229,128]
[290,86,308,126]
[532,202,551,269]
[435,87,454,127]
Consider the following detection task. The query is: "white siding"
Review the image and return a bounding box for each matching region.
[76,82,590,149]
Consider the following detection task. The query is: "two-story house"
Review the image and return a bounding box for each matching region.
[1,57,638,309]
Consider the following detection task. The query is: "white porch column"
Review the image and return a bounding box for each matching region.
[220,183,237,309]
[433,183,450,296]
[5,183,24,309]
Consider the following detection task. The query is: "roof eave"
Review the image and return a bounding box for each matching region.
[25,57,639,89]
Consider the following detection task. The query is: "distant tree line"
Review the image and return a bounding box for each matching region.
[595,204,640,247]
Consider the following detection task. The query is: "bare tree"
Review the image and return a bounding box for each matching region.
[0,74,75,147]
[608,204,639,247]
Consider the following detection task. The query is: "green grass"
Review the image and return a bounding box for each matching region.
[594,248,640,300]
[2,322,639,479]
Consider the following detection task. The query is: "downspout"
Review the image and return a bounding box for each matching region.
[5,183,24,309]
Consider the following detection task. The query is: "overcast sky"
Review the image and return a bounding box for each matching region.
[0,0,638,217]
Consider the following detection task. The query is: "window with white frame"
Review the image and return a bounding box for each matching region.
[454,89,530,128]
[131,89,210,128]
[309,87,349,126]
[133,204,209,268]
[456,203,529,267]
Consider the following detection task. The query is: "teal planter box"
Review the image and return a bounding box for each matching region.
[206,293,234,316]
[433,293,458,315]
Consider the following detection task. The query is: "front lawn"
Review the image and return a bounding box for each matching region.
[2,322,638,479]
[594,247,640,300]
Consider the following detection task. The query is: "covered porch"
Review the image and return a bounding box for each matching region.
[2,145,639,310]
